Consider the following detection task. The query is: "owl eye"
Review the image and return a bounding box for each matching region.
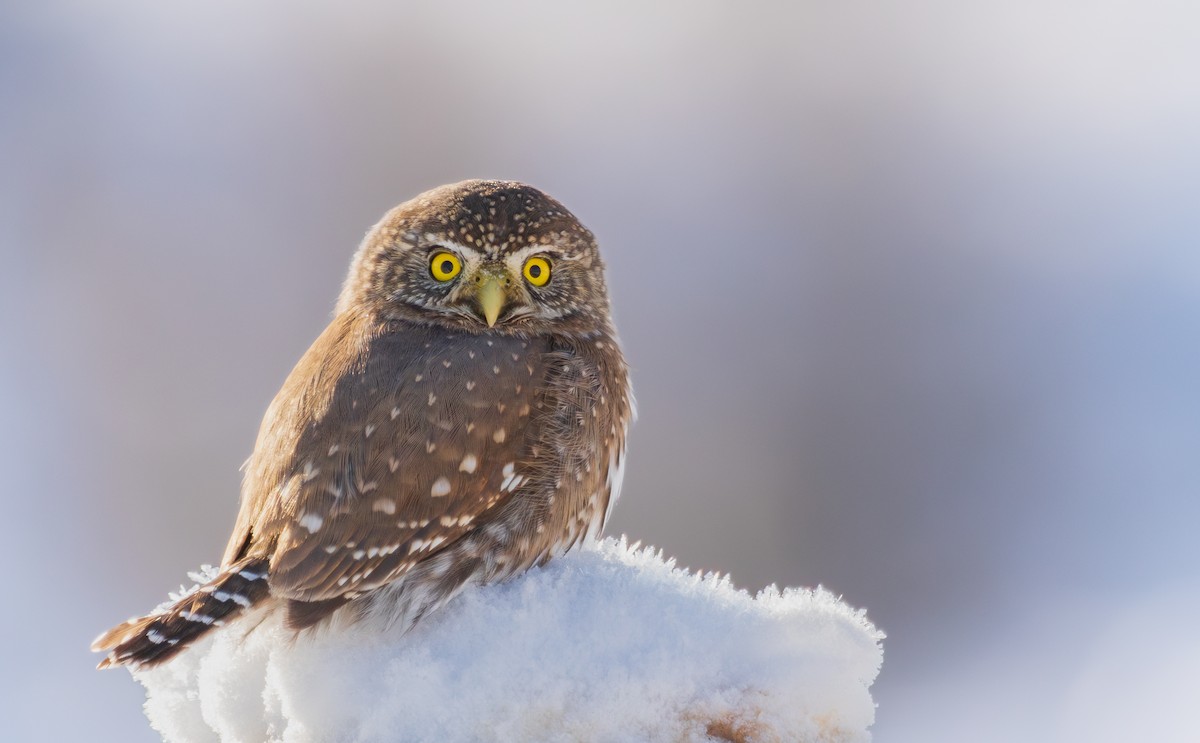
[429,252,462,282]
[522,256,551,287]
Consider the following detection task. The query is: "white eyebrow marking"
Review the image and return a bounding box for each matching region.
[502,244,563,264]
[426,239,487,258]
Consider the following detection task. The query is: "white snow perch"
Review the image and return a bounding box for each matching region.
[131,538,883,742]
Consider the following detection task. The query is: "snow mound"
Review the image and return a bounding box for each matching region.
[132,538,884,742]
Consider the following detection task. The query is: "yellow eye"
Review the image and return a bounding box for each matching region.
[523,256,551,287]
[429,252,462,282]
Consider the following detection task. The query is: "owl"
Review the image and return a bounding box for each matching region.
[93,180,633,668]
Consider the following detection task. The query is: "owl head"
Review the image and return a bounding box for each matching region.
[337,180,612,337]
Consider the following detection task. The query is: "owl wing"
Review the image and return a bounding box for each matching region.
[233,315,556,605]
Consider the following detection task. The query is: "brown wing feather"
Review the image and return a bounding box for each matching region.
[230,312,551,604]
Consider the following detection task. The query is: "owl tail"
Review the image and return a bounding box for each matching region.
[91,556,271,669]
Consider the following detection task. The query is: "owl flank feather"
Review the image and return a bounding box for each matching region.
[93,181,632,669]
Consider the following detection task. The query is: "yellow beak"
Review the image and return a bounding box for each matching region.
[476,276,506,328]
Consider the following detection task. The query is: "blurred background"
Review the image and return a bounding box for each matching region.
[2,1,1198,740]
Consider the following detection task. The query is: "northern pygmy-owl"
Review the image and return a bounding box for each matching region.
[93,180,633,668]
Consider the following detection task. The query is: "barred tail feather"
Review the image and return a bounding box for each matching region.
[92,556,271,669]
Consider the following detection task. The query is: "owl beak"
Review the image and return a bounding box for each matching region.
[476,275,507,328]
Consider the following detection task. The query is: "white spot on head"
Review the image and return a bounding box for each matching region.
[364,424,376,438]
[466,380,476,391]
[298,513,324,533]
[428,393,437,406]
[493,428,506,443]
[391,407,402,420]
[328,444,340,457]
[459,454,478,473]
[414,374,423,382]
[442,359,452,368]
[431,476,452,497]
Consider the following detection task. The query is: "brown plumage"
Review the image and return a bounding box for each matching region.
[93,180,632,669]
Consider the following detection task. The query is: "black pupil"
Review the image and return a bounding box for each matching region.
[529,264,542,278]
[440,259,454,274]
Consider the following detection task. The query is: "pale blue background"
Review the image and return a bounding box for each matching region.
[2,2,1198,740]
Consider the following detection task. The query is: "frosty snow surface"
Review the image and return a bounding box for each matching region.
[131,538,884,742]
